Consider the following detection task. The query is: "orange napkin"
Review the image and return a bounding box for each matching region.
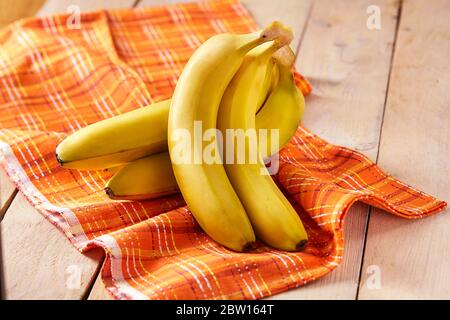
[0,0,446,299]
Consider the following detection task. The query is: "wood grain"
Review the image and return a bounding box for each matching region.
[358,0,450,299]
[1,193,104,299]
[87,0,313,300]
[269,0,401,299]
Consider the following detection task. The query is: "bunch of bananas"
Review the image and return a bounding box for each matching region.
[56,21,308,252]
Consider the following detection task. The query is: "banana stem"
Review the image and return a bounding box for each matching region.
[273,45,296,67]
[261,21,293,48]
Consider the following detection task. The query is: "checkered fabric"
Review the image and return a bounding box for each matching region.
[0,0,446,299]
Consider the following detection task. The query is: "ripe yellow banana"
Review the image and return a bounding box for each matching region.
[105,152,178,201]
[167,23,293,252]
[256,73,305,157]
[217,54,308,251]
[105,62,305,201]
[55,45,280,171]
[56,99,170,170]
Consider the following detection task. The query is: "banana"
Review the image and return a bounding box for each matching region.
[56,99,170,170]
[256,73,305,158]
[167,23,292,252]
[105,152,178,200]
[105,63,305,201]
[217,54,308,251]
[56,51,276,171]
[55,42,294,171]
[102,165,125,175]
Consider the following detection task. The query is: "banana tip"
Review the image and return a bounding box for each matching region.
[105,187,115,198]
[296,239,308,251]
[56,153,64,166]
[242,242,257,252]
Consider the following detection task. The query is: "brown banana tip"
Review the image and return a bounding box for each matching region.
[296,239,308,251]
[55,153,64,165]
[242,242,257,252]
[104,187,115,198]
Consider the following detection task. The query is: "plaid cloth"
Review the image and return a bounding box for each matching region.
[0,0,446,300]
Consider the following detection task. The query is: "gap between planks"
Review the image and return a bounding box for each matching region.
[358,0,450,299]
[0,169,18,221]
[268,0,401,300]
[354,0,404,299]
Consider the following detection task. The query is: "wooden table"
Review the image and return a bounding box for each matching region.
[1,0,449,300]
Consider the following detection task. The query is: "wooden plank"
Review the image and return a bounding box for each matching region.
[88,0,313,300]
[1,0,137,300]
[1,193,104,299]
[269,0,401,299]
[358,0,450,300]
[0,168,17,220]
